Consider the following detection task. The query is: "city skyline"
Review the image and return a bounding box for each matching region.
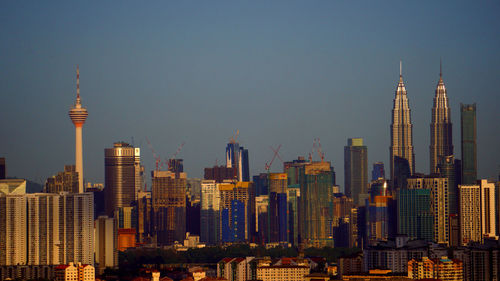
[1,1,499,187]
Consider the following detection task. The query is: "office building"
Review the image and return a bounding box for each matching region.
[95,216,117,274]
[0,157,5,179]
[255,195,269,244]
[371,162,385,181]
[134,148,144,199]
[461,103,477,185]
[268,173,288,243]
[407,177,449,244]
[300,161,334,247]
[136,190,152,243]
[437,155,460,215]
[480,180,497,239]
[459,184,481,245]
[168,158,184,174]
[68,66,88,193]
[45,165,79,193]
[218,182,255,242]
[152,170,187,245]
[397,188,433,241]
[200,180,220,245]
[204,165,237,183]
[105,142,136,218]
[344,138,368,206]
[226,142,250,182]
[430,65,453,174]
[390,62,415,189]
[0,195,27,265]
[366,192,393,245]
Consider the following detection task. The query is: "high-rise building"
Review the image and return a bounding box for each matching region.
[390,62,415,189]
[437,155,460,215]
[204,165,237,183]
[459,184,481,245]
[344,138,368,206]
[104,142,136,217]
[200,180,220,245]
[268,173,288,243]
[300,161,334,247]
[68,66,88,193]
[134,148,144,199]
[397,188,433,241]
[94,216,117,274]
[226,142,250,182]
[218,182,255,242]
[407,177,449,244]
[151,170,187,245]
[479,180,497,240]
[0,194,27,265]
[0,157,5,179]
[366,189,394,245]
[371,162,385,181]
[255,195,269,244]
[430,65,453,174]
[45,165,79,193]
[136,190,152,243]
[0,192,94,266]
[461,103,477,185]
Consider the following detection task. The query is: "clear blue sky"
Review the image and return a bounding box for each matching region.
[1,1,499,188]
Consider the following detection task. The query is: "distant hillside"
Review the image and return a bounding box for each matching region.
[27,179,44,193]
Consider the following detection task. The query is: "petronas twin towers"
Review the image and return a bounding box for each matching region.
[390,61,453,187]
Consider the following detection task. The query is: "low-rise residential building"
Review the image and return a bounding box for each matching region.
[408,256,463,281]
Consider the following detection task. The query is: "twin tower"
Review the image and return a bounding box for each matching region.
[390,61,453,188]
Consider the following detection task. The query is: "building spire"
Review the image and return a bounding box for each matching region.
[76,65,81,105]
[400,60,402,77]
[440,59,442,77]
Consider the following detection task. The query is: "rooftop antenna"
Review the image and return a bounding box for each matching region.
[76,65,81,103]
[399,60,402,77]
[440,58,442,77]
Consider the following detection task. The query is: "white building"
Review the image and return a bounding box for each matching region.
[0,194,27,265]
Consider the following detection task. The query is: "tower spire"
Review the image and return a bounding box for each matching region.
[76,65,81,104]
[440,59,442,77]
[400,60,402,77]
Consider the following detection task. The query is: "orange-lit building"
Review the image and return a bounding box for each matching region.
[408,256,463,281]
[118,228,136,251]
[55,262,95,281]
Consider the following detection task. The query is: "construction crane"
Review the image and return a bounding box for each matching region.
[146,137,164,171]
[229,130,239,144]
[316,138,325,162]
[166,141,186,170]
[265,144,282,172]
[310,138,325,162]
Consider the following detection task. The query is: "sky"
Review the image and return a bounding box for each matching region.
[1,1,499,189]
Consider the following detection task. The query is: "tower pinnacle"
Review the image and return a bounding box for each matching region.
[69,65,88,193]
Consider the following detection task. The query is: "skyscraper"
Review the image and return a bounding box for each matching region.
[458,184,481,245]
[371,162,385,181]
[44,165,79,193]
[407,177,449,244]
[68,66,88,193]
[104,142,136,218]
[430,64,453,174]
[95,215,118,273]
[151,170,187,245]
[344,138,368,206]
[300,161,334,247]
[0,157,5,179]
[200,180,220,245]
[461,103,477,185]
[268,173,288,243]
[218,181,255,242]
[0,194,27,265]
[226,142,250,182]
[390,62,415,189]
